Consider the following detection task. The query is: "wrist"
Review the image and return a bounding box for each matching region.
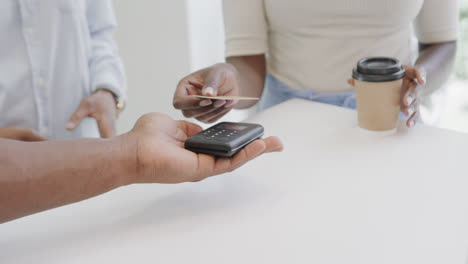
[109,134,138,186]
[95,88,113,94]
[215,62,238,75]
[95,88,126,116]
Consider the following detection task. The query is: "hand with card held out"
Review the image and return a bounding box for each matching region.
[173,63,243,123]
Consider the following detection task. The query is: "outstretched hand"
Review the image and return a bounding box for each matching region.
[125,113,283,184]
[67,89,118,138]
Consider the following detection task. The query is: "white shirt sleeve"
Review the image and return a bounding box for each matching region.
[86,0,127,100]
[223,0,269,58]
[414,0,459,44]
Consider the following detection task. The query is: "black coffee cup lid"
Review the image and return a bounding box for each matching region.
[353,57,405,82]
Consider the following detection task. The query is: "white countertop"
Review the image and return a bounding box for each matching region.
[2,99,468,264]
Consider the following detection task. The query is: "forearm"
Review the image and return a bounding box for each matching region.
[415,41,457,96]
[0,137,133,223]
[227,55,267,108]
[88,0,127,99]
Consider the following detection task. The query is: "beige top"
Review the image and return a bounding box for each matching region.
[223,0,459,93]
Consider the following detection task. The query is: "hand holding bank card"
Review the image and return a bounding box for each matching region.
[191,95,260,101]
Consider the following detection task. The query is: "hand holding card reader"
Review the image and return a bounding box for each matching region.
[185,122,264,157]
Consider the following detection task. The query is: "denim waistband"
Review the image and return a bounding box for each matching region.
[259,73,357,111]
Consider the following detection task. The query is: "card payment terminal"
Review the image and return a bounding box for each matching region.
[185,122,264,157]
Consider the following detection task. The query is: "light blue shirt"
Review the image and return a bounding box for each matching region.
[0,0,127,139]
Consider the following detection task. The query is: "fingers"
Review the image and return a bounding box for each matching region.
[201,68,222,96]
[261,136,284,153]
[225,99,239,108]
[182,101,236,123]
[173,95,205,110]
[402,97,420,118]
[214,136,284,174]
[173,66,223,111]
[402,79,419,107]
[348,78,356,87]
[182,104,222,119]
[404,65,426,85]
[193,136,283,182]
[197,106,234,124]
[96,114,115,138]
[417,67,427,84]
[22,129,48,142]
[67,91,117,138]
[407,110,420,128]
[201,63,239,96]
[213,100,226,108]
[213,140,267,174]
[205,108,235,123]
[203,86,216,96]
[0,127,47,141]
[174,64,239,121]
[233,136,284,163]
[174,77,202,97]
[200,99,212,107]
[66,99,92,131]
[173,76,219,111]
[174,76,206,110]
[400,78,421,128]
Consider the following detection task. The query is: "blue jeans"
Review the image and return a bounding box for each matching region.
[259,73,408,121]
[259,73,357,111]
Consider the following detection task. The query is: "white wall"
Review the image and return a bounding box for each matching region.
[185,0,251,124]
[113,0,191,134]
[186,0,225,70]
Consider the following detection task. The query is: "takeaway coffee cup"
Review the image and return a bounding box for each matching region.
[352,57,406,132]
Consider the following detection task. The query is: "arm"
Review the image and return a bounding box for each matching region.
[223,0,268,109]
[86,0,127,100]
[398,0,459,127]
[67,0,127,138]
[0,137,127,223]
[415,41,457,96]
[397,41,457,127]
[226,55,266,109]
[396,41,457,128]
[0,113,283,224]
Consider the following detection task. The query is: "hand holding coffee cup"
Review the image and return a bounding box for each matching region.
[348,57,425,131]
[400,65,426,128]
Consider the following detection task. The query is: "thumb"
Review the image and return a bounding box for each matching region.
[96,114,116,138]
[66,99,92,131]
[178,120,203,137]
[201,68,222,97]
